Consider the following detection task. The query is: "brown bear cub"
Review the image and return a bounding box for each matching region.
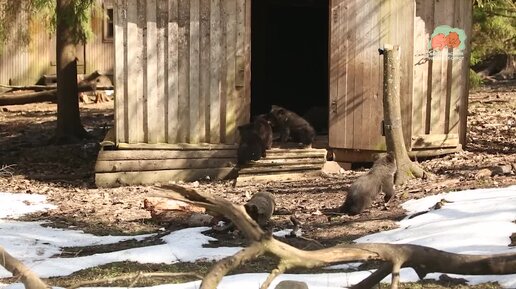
[268,105,316,146]
[244,191,276,228]
[237,124,263,165]
[237,114,273,165]
[339,153,397,215]
[253,114,273,151]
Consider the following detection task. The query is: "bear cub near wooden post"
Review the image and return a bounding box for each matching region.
[339,153,397,215]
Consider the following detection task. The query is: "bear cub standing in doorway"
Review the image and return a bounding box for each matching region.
[339,153,397,215]
[237,114,273,165]
[268,105,316,147]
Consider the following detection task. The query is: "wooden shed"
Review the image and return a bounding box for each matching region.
[96,0,473,186]
[0,0,115,87]
[95,0,251,186]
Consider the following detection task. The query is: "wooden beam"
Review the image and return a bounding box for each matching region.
[235,171,321,187]
[95,158,235,173]
[167,0,180,143]
[238,164,323,175]
[97,149,236,161]
[238,158,325,168]
[411,133,459,149]
[116,142,237,150]
[96,167,237,187]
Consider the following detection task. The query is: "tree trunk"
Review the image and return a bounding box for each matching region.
[381,45,427,185]
[55,0,89,144]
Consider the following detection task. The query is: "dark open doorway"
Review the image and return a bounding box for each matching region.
[251,0,329,133]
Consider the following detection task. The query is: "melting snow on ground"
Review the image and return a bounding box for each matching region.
[1,186,515,289]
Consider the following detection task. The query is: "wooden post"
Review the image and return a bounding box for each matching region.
[382,45,405,154]
[380,44,426,184]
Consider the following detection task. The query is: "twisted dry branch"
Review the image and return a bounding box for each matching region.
[155,184,516,289]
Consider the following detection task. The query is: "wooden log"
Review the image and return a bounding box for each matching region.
[97,149,236,161]
[116,142,237,150]
[408,145,462,158]
[0,90,56,105]
[236,148,326,184]
[235,171,321,187]
[238,158,325,168]
[238,164,323,175]
[144,197,206,214]
[95,167,237,187]
[95,157,235,173]
[0,85,114,106]
[263,152,326,160]
[263,148,327,161]
[143,197,207,225]
[0,246,49,289]
[0,84,57,91]
[266,148,327,154]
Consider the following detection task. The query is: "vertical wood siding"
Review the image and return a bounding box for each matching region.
[0,0,113,87]
[0,4,53,86]
[114,0,250,145]
[86,1,115,75]
[329,0,414,151]
[412,0,471,149]
[330,0,470,152]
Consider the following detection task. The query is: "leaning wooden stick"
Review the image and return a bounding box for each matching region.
[0,246,50,289]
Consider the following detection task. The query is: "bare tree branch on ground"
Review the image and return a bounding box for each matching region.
[154,184,516,289]
[66,272,204,289]
[380,44,429,184]
[0,85,113,106]
[0,246,49,289]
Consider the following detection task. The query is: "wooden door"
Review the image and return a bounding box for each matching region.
[329,0,415,152]
[329,0,384,151]
[411,0,470,150]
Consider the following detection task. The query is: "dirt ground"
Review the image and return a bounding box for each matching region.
[0,82,515,287]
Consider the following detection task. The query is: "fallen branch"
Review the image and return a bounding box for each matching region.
[0,84,57,91]
[154,184,516,289]
[0,246,49,289]
[67,271,204,289]
[0,90,56,105]
[470,98,510,104]
[0,164,15,177]
[0,85,114,106]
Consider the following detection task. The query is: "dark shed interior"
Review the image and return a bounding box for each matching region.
[251,0,329,132]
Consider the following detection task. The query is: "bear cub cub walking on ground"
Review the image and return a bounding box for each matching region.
[339,153,397,215]
[244,191,276,228]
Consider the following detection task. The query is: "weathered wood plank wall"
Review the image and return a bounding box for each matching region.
[412,0,472,149]
[114,0,251,145]
[0,6,53,87]
[330,0,471,156]
[0,0,113,87]
[329,0,414,151]
[86,0,115,74]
